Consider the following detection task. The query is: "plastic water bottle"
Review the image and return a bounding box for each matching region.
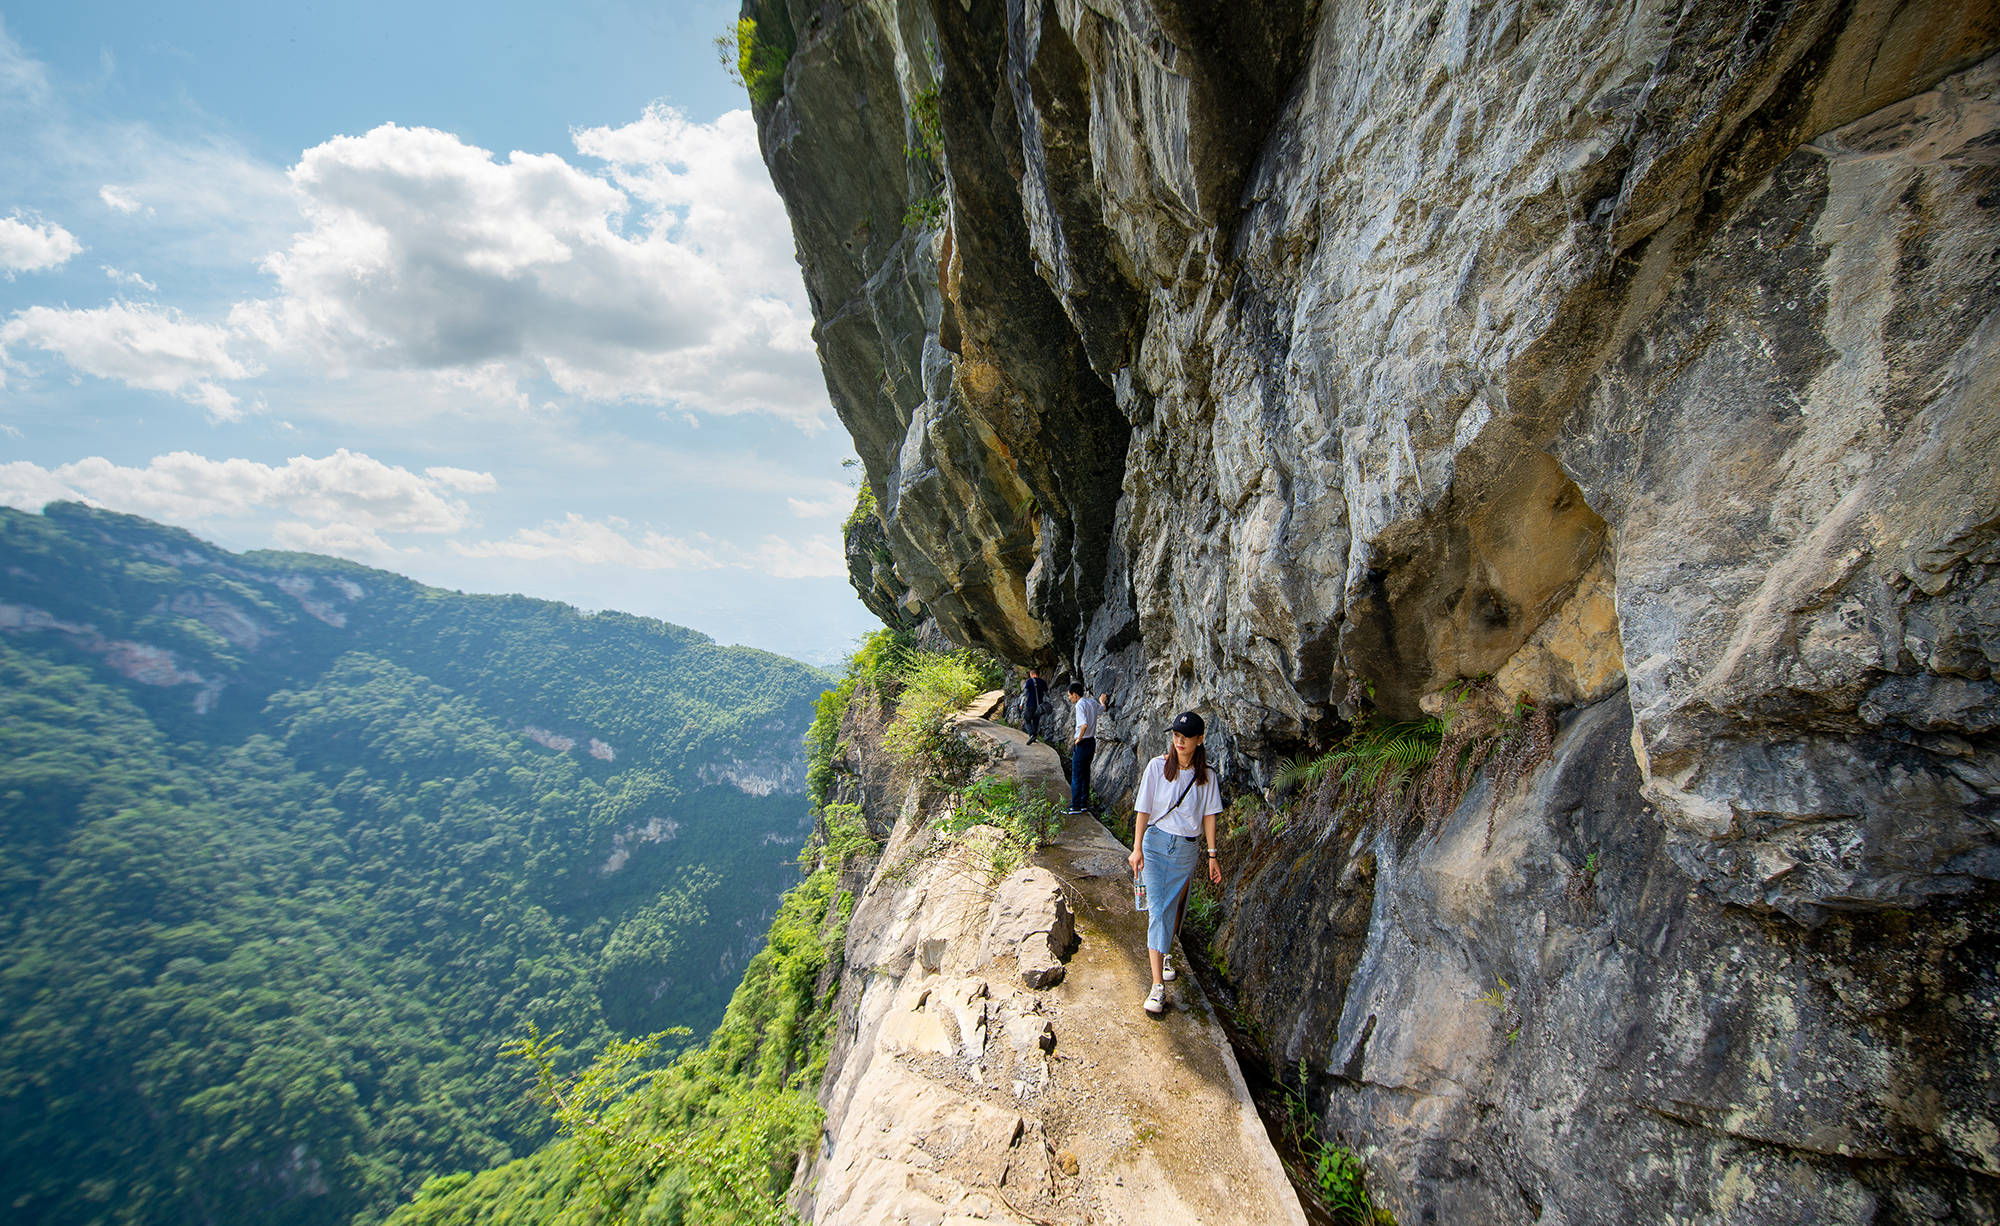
[1133,875,1148,912]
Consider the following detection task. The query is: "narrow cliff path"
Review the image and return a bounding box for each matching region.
[995,720,1308,1226]
[806,691,1306,1224]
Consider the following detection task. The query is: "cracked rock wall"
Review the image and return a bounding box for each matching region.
[750,0,2000,1219]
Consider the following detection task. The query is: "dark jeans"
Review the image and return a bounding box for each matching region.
[1022,701,1040,741]
[1069,737,1096,811]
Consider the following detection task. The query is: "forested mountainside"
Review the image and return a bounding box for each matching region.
[0,503,826,1226]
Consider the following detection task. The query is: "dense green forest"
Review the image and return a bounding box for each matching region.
[381,867,850,1226]
[0,504,828,1226]
[376,630,938,1226]
[383,627,1038,1226]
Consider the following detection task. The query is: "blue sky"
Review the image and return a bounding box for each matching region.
[0,2,881,667]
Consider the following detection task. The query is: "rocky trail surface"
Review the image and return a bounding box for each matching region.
[800,693,1306,1225]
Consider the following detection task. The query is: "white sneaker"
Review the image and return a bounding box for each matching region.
[1144,983,1166,1014]
[1162,956,1177,982]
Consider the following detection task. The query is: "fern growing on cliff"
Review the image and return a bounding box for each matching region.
[1273,718,1443,795]
[1273,715,1443,843]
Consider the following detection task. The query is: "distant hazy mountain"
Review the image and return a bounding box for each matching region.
[0,503,830,1226]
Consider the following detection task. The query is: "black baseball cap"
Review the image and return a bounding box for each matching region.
[1168,711,1205,736]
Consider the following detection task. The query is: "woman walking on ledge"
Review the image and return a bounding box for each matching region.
[1127,711,1223,1015]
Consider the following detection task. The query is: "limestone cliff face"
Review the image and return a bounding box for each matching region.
[751,1,2000,1220]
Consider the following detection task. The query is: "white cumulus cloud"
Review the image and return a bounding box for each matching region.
[3,72,829,431]
[233,112,826,425]
[0,460,71,510]
[572,106,802,308]
[0,214,81,272]
[0,449,490,537]
[0,302,254,420]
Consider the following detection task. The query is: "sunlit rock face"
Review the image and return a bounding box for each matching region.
[751,0,1999,1219]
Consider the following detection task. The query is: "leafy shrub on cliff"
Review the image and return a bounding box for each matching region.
[803,633,1005,860]
[1316,1143,1396,1225]
[905,85,942,160]
[717,12,793,108]
[804,674,858,811]
[842,480,880,537]
[1180,878,1223,944]
[882,649,996,788]
[849,625,915,688]
[901,85,947,230]
[940,775,1061,880]
[819,800,877,868]
[903,194,947,231]
[803,627,917,811]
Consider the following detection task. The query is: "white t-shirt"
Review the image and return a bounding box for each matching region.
[1073,695,1101,739]
[1134,753,1222,838]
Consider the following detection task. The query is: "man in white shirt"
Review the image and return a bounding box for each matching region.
[1065,682,1101,813]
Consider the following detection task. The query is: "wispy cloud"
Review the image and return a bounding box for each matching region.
[455,513,845,579]
[102,265,156,291]
[0,17,51,107]
[456,513,720,570]
[745,533,846,579]
[0,449,491,536]
[98,185,144,214]
[3,25,294,269]
[785,492,853,519]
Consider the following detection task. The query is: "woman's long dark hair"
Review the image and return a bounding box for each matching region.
[1162,743,1209,786]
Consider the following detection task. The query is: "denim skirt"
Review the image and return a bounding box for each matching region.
[1140,825,1201,955]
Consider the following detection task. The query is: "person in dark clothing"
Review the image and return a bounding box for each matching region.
[1021,667,1046,744]
[1065,682,1101,813]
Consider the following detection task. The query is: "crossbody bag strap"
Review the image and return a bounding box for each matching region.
[1163,771,1197,824]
